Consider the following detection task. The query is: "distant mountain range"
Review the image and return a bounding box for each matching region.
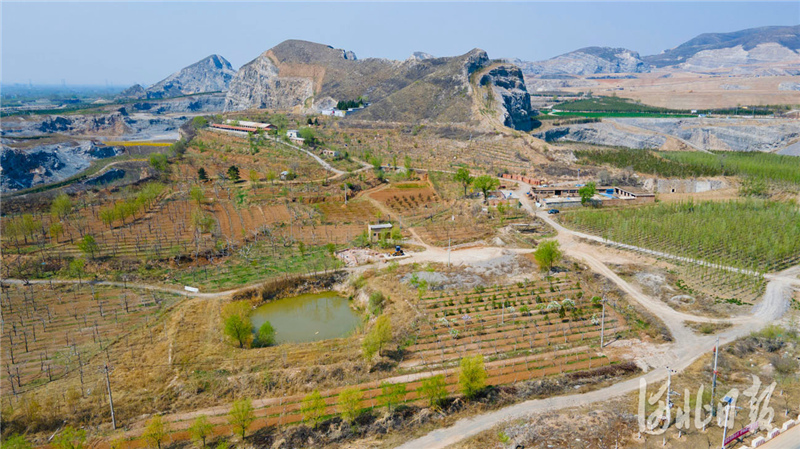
[116,24,800,130]
[513,24,800,76]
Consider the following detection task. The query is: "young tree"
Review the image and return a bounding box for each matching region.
[50,194,73,220]
[301,389,326,427]
[472,175,500,203]
[458,354,488,399]
[534,240,562,272]
[379,381,407,411]
[227,165,241,182]
[49,221,64,243]
[418,374,447,409]
[142,415,167,449]
[255,320,276,347]
[222,301,252,348]
[192,116,208,129]
[228,398,255,440]
[362,315,392,360]
[265,170,277,185]
[68,258,86,283]
[189,415,213,448]
[149,153,169,172]
[248,169,260,188]
[76,235,99,259]
[197,167,208,181]
[453,168,473,197]
[53,426,86,449]
[337,387,363,423]
[190,185,205,206]
[578,182,597,206]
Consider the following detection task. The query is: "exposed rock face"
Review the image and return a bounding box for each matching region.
[512,47,650,76]
[644,25,800,68]
[480,65,534,131]
[535,118,800,154]
[1,142,122,192]
[535,122,666,149]
[39,112,129,136]
[409,51,435,61]
[145,55,236,98]
[224,40,535,130]
[224,54,313,111]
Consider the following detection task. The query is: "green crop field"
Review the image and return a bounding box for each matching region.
[660,151,800,185]
[560,200,800,273]
[574,149,800,186]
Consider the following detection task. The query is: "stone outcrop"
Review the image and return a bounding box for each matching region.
[534,122,666,149]
[120,55,236,100]
[224,40,536,131]
[480,65,535,131]
[512,47,650,76]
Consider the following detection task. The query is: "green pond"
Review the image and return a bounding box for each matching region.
[250,292,360,343]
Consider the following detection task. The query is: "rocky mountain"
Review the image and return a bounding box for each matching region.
[121,55,236,100]
[512,47,650,76]
[644,25,800,68]
[224,40,535,130]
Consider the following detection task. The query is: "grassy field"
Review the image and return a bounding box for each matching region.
[574,148,800,186]
[560,199,800,273]
[661,151,800,185]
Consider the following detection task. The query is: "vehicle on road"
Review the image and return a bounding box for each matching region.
[548,209,560,214]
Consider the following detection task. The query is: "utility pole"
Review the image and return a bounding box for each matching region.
[103,364,117,430]
[720,395,733,449]
[600,295,606,349]
[711,337,719,417]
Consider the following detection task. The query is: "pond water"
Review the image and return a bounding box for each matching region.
[250,292,361,343]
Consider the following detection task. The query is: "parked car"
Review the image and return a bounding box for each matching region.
[548,209,560,214]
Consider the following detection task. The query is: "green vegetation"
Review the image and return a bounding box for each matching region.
[301,389,326,427]
[561,199,800,272]
[534,240,563,272]
[453,167,473,197]
[362,315,392,360]
[575,149,722,178]
[379,382,407,411]
[255,320,276,347]
[336,98,365,110]
[661,151,800,186]
[2,434,32,449]
[53,426,87,449]
[578,182,596,205]
[228,398,255,439]
[223,301,253,348]
[472,175,499,203]
[189,415,213,448]
[143,415,167,449]
[337,387,363,423]
[418,374,448,409]
[556,96,684,115]
[576,148,800,186]
[458,354,488,399]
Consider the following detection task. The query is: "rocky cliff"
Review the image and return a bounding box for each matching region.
[120,55,236,100]
[513,47,650,76]
[224,40,535,130]
[479,64,534,131]
[644,25,800,68]
[146,54,236,98]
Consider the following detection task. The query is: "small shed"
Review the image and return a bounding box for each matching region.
[367,223,393,241]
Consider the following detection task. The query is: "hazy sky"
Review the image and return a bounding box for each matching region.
[2,1,798,86]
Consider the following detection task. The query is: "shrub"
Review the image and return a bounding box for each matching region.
[459,354,488,399]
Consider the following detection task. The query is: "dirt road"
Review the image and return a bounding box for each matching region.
[394,183,795,449]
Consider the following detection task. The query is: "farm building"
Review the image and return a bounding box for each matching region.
[225,119,276,130]
[367,223,393,241]
[321,149,341,158]
[210,123,259,133]
[286,130,305,144]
